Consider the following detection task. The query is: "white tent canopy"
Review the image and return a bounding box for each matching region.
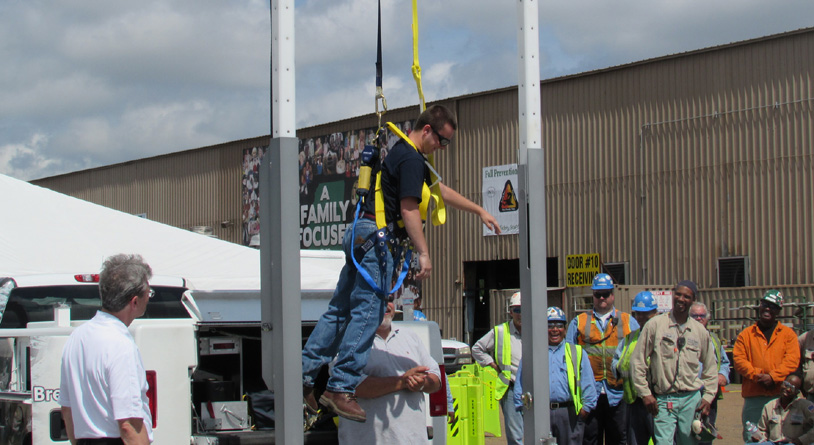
[0,174,343,290]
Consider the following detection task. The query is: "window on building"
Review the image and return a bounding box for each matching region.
[604,262,629,285]
[547,257,559,287]
[718,256,749,287]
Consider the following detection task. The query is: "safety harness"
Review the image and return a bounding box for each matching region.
[347,0,446,298]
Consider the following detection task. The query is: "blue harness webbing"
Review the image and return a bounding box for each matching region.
[350,200,412,298]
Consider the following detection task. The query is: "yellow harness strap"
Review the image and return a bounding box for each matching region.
[411,0,425,112]
[374,123,446,229]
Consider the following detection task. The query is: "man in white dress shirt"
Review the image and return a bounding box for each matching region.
[59,254,155,445]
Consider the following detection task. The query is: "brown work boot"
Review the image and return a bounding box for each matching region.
[319,390,366,422]
[303,385,318,414]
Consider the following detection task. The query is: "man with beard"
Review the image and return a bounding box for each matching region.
[734,289,801,442]
[630,280,718,445]
[337,301,440,444]
[612,291,659,445]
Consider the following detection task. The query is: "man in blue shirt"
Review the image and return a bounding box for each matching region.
[515,307,597,444]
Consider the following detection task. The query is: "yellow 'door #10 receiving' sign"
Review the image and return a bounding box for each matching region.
[566,253,601,287]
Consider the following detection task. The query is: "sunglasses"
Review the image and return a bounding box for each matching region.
[431,127,451,146]
[759,301,780,310]
[148,288,155,299]
[690,313,706,320]
[511,307,521,314]
[593,292,612,299]
[782,380,799,391]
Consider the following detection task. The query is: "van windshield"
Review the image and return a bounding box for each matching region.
[0,285,190,329]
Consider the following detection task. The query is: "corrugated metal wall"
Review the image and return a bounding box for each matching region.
[541,30,814,324]
[30,29,814,341]
[615,284,814,348]
[33,136,269,243]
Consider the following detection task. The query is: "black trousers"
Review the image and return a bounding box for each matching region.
[627,398,654,445]
[583,393,628,445]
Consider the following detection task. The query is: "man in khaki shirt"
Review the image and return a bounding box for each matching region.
[752,375,814,445]
[630,280,718,445]
[799,329,814,403]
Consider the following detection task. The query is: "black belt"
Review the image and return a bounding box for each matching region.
[77,439,124,445]
[550,401,574,410]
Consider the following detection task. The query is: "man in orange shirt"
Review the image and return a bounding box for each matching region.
[733,289,800,442]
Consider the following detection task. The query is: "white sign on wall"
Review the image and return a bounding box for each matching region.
[482,164,519,236]
[651,290,673,312]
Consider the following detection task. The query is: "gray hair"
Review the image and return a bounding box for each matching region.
[689,301,709,318]
[99,254,153,312]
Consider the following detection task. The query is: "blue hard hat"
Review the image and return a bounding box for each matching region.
[547,306,567,322]
[591,273,614,290]
[632,291,658,312]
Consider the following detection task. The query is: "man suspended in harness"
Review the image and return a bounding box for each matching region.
[302,104,501,423]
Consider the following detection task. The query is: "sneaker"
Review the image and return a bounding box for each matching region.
[319,390,366,422]
[303,385,318,414]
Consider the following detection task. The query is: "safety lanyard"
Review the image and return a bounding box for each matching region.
[375,0,386,128]
[411,0,425,112]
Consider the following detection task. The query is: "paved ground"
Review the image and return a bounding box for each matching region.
[484,384,746,444]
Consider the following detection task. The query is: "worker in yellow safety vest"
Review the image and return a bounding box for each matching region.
[688,301,730,445]
[514,307,598,444]
[473,292,523,445]
[566,273,639,444]
[612,291,659,445]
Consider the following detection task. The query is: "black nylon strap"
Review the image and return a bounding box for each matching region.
[376,0,382,89]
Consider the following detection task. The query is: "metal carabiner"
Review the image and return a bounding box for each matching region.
[375,86,387,127]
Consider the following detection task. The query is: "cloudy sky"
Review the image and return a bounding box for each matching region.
[1,0,812,181]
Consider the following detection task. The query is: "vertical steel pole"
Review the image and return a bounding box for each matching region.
[517,0,553,443]
[261,1,301,444]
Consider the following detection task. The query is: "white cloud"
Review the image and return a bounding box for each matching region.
[1,0,813,180]
[0,134,67,181]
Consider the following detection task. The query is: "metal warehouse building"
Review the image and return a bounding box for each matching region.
[33,28,814,345]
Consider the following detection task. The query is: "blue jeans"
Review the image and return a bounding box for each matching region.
[502,386,523,445]
[301,219,392,393]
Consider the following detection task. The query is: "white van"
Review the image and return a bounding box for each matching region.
[0,276,448,444]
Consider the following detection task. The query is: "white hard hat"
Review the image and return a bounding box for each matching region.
[509,292,521,307]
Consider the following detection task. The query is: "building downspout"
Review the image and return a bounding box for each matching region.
[639,125,647,283]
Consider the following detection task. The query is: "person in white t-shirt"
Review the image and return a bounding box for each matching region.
[59,254,155,445]
[337,301,441,444]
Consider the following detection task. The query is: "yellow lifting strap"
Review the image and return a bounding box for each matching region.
[411,0,425,112]
[374,123,446,229]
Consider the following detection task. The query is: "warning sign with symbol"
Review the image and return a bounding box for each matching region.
[499,180,518,212]
[482,164,519,236]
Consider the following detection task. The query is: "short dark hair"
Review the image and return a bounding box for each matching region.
[99,254,153,312]
[414,104,458,133]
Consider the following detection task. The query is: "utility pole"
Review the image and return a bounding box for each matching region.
[516,0,553,442]
[261,1,301,444]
